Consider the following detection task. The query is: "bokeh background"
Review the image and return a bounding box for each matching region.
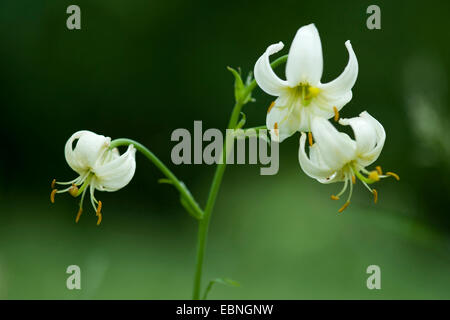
[0,0,449,299]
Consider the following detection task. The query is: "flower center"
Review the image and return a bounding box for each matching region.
[288,83,321,106]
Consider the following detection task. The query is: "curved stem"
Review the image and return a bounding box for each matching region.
[110,138,204,219]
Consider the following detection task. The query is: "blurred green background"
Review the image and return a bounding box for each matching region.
[0,0,449,299]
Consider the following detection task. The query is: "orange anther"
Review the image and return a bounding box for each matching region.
[75,208,83,223]
[386,172,400,181]
[331,195,339,200]
[338,201,350,213]
[51,179,56,189]
[96,212,103,226]
[375,166,383,175]
[333,106,339,122]
[96,201,102,216]
[351,175,356,184]
[267,101,276,114]
[372,189,378,204]
[308,132,313,146]
[50,189,57,204]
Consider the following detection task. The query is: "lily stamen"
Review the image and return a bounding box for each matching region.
[96,200,102,216]
[75,208,83,223]
[372,189,378,204]
[338,201,350,213]
[96,201,103,226]
[267,101,275,114]
[333,106,339,122]
[308,132,313,146]
[51,179,56,189]
[375,166,383,175]
[50,189,57,203]
[386,172,400,181]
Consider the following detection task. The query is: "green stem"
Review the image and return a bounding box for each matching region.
[191,54,288,300]
[192,101,244,300]
[109,138,203,219]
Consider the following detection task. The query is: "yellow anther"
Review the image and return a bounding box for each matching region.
[97,213,103,226]
[308,86,321,98]
[331,195,339,200]
[68,184,79,197]
[50,189,57,204]
[96,201,102,216]
[338,201,350,213]
[372,189,378,204]
[51,179,56,189]
[351,175,356,184]
[386,172,400,181]
[308,132,313,147]
[267,101,275,114]
[375,166,383,175]
[274,122,279,137]
[96,201,103,226]
[368,171,380,182]
[333,106,339,122]
[75,208,83,223]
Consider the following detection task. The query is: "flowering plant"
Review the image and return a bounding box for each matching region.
[51,24,397,299]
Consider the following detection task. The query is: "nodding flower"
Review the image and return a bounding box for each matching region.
[254,23,358,142]
[51,130,136,225]
[298,112,399,213]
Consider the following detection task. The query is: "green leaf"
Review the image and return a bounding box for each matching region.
[227,66,252,104]
[236,112,246,129]
[202,277,240,300]
[180,194,202,220]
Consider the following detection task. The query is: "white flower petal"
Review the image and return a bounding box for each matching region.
[354,111,385,166]
[94,145,137,192]
[339,113,377,155]
[65,131,110,174]
[319,41,358,95]
[317,170,346,184]
[254,42,289,96]
[266,97,302,142]
[286,24,323,87]
[311,117,357,169]
[312,90,353,115]
[298,133,335,180]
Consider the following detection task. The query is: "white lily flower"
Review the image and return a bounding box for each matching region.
[51,130,136,225]
[254,23,358,142]
[298,112,399,212]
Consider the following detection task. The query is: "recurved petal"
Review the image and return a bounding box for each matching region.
[94,145,137,192]
[319,41,358,95]
[311,117,357,169]
[65,131,88,174]
[339,113,377,155]
[254,42,289,96]
[65,130,111,174]
[348,111,385,166]
[286,24,323,87]
[298,133,335,181]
